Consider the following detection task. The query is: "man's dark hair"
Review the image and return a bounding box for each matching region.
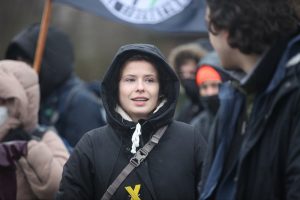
[206,0,299,54]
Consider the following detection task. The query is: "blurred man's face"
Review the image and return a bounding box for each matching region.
[199,80,220,97]
[205,6,240,71]
[179,59,197,80]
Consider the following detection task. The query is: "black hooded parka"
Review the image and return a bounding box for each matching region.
[57,44,207,200]
[5,24,106,147]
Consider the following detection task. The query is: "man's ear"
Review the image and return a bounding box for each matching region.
[224,30,230,39]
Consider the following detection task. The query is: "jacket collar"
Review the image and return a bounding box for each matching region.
[239,30,300,95]
[240,38,289,94]
[237,32,300,170]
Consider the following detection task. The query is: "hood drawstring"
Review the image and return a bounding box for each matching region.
[115,99,167,154]
[131,123,141,154]
[115,105,142,153]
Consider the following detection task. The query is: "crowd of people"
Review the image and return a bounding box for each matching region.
[1,0,300,199]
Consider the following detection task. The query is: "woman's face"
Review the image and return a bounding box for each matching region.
[119,60,160,122]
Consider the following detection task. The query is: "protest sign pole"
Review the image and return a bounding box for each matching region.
[33,0,52,73]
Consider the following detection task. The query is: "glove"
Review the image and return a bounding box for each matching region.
[2,127,32,142]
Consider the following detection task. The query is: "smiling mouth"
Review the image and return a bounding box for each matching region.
[131,97,148,101]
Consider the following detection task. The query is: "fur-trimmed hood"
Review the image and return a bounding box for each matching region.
[168,43,207,76]
[0,60,39,140]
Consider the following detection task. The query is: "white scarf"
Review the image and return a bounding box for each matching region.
[115,99,167,153]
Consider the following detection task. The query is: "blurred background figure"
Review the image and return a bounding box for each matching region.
[5,24,106,148]
[0,60,69,200]
[168,43,207,123]
[191,52,222,142]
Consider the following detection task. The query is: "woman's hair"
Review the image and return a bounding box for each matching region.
[119,54,160,82]
[121,54,158,73]
[206,0,299,54]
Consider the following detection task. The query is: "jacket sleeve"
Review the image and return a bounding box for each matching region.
[194,125,208,198]
[17,130,69,199]
[62,90,106,146]
[286,98,300,199]
[56,133,95,200]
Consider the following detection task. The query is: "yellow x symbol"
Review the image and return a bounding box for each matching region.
[125,184,141,200]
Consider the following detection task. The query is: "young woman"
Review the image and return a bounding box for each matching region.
[57,44,207,200]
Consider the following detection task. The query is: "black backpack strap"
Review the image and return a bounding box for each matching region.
[101,125,168,200]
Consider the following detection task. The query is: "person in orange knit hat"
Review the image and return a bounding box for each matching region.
[196,65,222,97]
[191,52,222,142]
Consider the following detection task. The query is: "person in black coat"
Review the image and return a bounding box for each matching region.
[5,24,106,148]
[199,0,300,199]
[56,44,207,200]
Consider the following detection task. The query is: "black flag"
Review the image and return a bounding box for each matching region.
[53,0,207,33]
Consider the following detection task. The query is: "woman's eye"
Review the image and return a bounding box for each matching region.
[145,78,156,83]
[145,79,153,83]
[125,78,135,82]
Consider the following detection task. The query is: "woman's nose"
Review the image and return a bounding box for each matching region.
[136,79,145,92]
